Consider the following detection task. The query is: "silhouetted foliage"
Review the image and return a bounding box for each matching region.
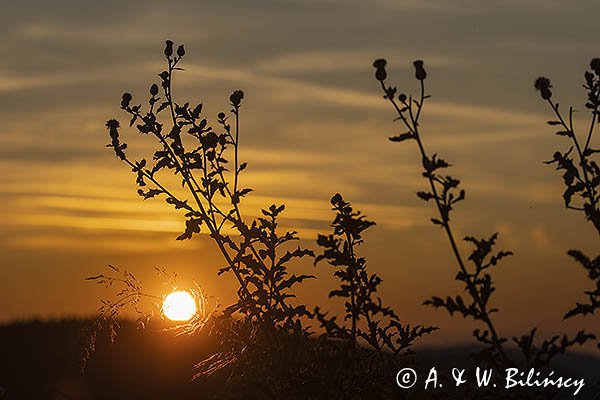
[105,40,316,328]
[375,58,594,399]
[314,193,436,398]
[87,41,437,399]
[535,60,600,344]
[563,251,600,320]
[535,67,600,234]
[4,319,600,399]
[89,41,321,395]
[81,40,599,399]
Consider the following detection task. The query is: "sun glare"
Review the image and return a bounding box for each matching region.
[162,290,197,321]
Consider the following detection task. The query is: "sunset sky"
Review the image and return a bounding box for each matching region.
[1,0,598,347]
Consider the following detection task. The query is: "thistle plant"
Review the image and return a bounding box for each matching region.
[83,40,598,398]
[103,40,314,326]
[86,41,317,393]
[374,58,593,398]
[87,41,443,398]
[314,193,436,397]
[534,60,600,336]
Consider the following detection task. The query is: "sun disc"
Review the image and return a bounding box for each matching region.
[162,290,197,321]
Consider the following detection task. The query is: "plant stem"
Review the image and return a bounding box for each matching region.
[345,231,358,348]
[206,116,292,315]
[584,105,597,152]
[234,108,240,195]
[158,63,293,319]
[380,80,509,365]
[547,100,599,235]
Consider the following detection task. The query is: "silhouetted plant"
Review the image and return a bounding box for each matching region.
[563,251,600,320]
[87,41,318,394]
[374,58,593,398]
[534,60,600,337]
[314,193,437,398]
[88,41,441,399]
[534,68,600,234]
[105,40,316,322]
[83,39,597,399]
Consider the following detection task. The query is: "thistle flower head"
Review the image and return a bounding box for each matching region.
[534,77,553,100]
[413,60,427,81]
[106,119,120,129]
[106,119,120,143]
[121,93,132,108]
[590,58,600,76]
[164,40,174,57]
[373,59,387,69]
[230,90,244,108]
[534,77,551,91]
[330,193,343,205]
[373,59,387,81]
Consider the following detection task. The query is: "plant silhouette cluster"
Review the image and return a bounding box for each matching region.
[314,193,437,397]
[85,41,600,399]
[103,40,319,328]
[535,60,600,342]
[373,58,594,398]
[88,41,433,399]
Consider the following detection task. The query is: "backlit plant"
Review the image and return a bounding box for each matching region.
[534,60,600,341]
[87,40,319,393]
[83,40,598,399]
[374,58,593,398]
[86,41,432,398]
[314,193,437,398]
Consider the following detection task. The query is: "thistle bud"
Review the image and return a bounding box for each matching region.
[534,77,552,100]
[330,193,342,205]
[413,60,427,81]
[590,58,600,76]
[106,119,120,140]
[164,40,174,57]
[218,112,226,120]
[150,84,158,96]
[121,92,132,108]
[230,90,244,108]
[177,45,185,58]
[373,59,387,81]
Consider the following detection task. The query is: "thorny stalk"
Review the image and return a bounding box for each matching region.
[376,71,509,366]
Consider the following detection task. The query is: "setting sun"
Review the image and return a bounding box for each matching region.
[162,291,197,321]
